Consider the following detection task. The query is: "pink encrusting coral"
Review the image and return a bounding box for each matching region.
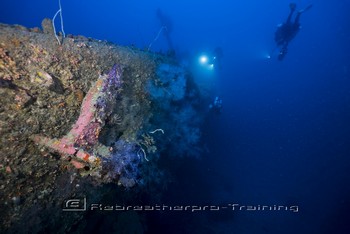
[72,64,122,150]
[33,64,122,166]
[32,135,77,156]
[70,78,103,146]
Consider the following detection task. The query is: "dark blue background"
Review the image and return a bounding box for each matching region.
[1,0,350,233]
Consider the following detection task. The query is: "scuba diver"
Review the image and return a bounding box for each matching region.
[275,3,313,60]
[199,47,223,69]
[209,96,223,114]
[209,47,223,69]
[156,8,175,55]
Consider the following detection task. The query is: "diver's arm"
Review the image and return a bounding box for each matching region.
[286,3,296,23]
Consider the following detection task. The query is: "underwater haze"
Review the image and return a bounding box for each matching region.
[1,0,350,233]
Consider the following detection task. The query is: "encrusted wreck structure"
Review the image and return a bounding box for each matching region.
[0,19,206,232]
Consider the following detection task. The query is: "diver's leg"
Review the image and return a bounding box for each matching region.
[299,4,313,14]
[286,3,296,23]
[294,12,301,24]
[295,4,312,25]
[295,4,312,23]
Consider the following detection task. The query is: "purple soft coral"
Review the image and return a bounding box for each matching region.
[104,140,141,187]
[103,64,123,92]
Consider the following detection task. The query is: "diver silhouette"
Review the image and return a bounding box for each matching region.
[209,96,223,114]
[156,9,175,55]
[274,3,313,60]
[212,47,223,69]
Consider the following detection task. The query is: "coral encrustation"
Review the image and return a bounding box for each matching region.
[32,64,130,184]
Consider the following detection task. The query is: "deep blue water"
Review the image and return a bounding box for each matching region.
[1,0,350,233]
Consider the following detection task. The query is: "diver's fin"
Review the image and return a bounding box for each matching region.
[289,3,297,11]
[299,4,313,13]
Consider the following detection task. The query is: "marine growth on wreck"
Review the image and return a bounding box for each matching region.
[0,20,206,185]
[0,17,207,231]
